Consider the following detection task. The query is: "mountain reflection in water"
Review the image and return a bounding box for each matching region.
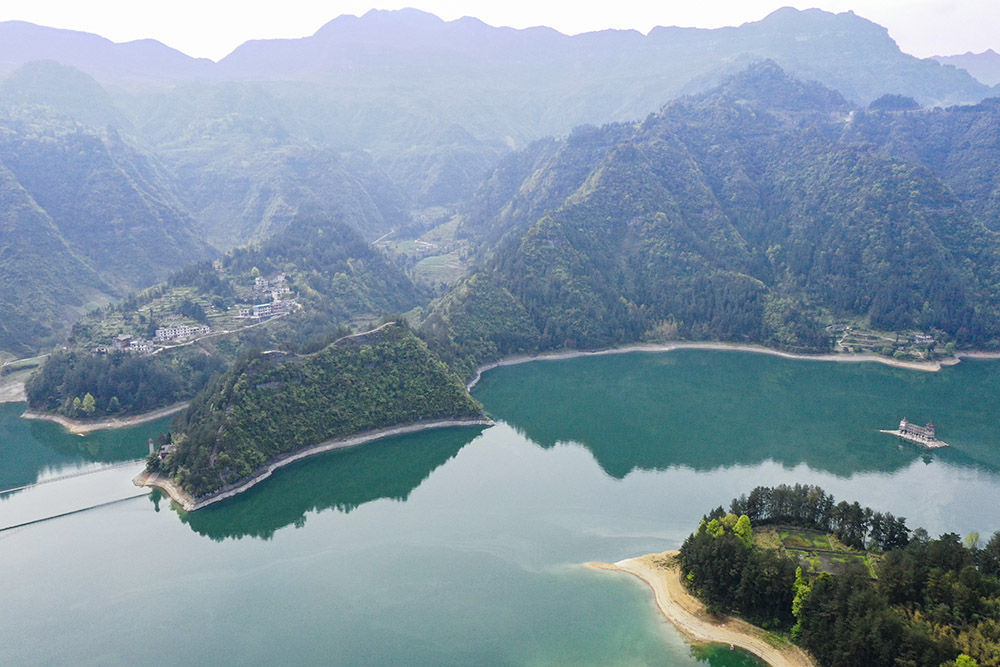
[176,427,483,541]
[472,350,1000,478]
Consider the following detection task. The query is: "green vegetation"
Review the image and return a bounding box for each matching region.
[430,63,1000,378]
[16,61,1000,444]
[0,108,213,355]
[25,210,420,418]
[680,485,1000,666]
[157,322,483,498]
[26,347,223,417]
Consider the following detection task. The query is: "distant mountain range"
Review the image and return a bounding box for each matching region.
[2,7,1000,357]
[933,50,1000,87]
[0,8,992,107]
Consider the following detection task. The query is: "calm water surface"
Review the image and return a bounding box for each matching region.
[2,350,999,665]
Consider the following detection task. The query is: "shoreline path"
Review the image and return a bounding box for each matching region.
[588,551,815,667]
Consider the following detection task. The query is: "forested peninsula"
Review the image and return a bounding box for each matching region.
[142,322,488,506]
[601,484,1000,667]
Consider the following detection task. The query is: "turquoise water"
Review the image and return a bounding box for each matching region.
[0,403,169,492]
[2,350,999,664]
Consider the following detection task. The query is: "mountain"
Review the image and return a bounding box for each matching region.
[26,209,422,417]
[0,117,212,289]
[933,50,1000,87]
[0,107,214,352]
[424,63,1000,376]
[3,9,991,180]
[218,7,988,119]
[0,20,211,84]
[0,8,991,259]
[841,97,1000,233]
[138,88,413,248]
[0,162,109,354]
[158,322,483,498]
[0,60,131,129]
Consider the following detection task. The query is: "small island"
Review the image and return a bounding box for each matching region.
[594,484,999,667]
[137,321,492,510]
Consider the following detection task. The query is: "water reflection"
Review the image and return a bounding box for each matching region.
[177,426,484,541]
[0,403,168,491]
[472,351,1000,478]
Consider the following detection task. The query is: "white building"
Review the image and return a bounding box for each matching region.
[155,324,210,342]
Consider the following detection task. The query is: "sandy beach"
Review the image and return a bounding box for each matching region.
[466,341,976,390]
[589,551,815,667]
[135,417,495,511]
[20,402,189,434]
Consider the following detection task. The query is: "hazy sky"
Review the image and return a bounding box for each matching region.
[0,1,996,62]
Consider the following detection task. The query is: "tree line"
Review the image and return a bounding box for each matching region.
[729,483,910,550]
[679,485,999,666]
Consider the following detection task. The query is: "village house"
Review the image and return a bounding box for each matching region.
[155,324,210,342]
[111,334,153,354]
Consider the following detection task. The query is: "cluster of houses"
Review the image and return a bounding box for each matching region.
[239,274,294,320]
[95,334,154,354]
[254,274,292,302]
[92,274,297,357]
[94,323,213,356]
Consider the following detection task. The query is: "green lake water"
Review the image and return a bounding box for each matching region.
[2,349,1000,665]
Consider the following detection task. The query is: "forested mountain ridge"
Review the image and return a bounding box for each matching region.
[842,97,1000,232]
[26,210,421,418]
[0,162,110,354]
[156,322,483,498]
[0,8,993,228]
[0,105,214,354]
[427,63,1000,375]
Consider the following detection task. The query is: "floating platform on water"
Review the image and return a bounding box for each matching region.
[879,429,950,449]
[880,418,949,449]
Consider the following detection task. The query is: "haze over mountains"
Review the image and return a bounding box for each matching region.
[933,50,1000,88]
[422,63,1000,376]
[2,6,1000,358]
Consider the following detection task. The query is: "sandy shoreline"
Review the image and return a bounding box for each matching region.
[465,341,988,390]
[20,402,189,434]
[135,417,495,511]
[589,551,815,667]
